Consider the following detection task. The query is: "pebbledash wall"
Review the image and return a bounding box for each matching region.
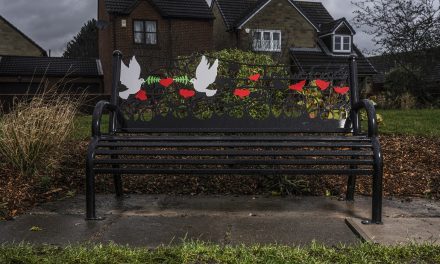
[98,0,214,94]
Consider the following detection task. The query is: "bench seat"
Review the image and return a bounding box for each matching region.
[91,135,375,176]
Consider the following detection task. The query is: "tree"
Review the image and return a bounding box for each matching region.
[352,0,440,102]
[63,19,98,58]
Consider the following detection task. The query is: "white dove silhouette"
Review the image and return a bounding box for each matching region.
[191,56,219,97]
[119,56,144,100]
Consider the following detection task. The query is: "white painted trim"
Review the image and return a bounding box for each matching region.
[333,35,351,53]
[96,59,104,76]
[318,21,355,39]
[319,32,333,38]
[237,0,319,32]
[333,21,355,35]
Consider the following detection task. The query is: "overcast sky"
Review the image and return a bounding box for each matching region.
[0,0,376,57]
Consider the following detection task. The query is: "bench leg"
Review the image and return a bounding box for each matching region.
[363,137,383,225]
[111,153,123,197]
[86,139,103,220]
[86,165,97,220]
[346,153,358,201]
[346,175,356,201]
[113,173,123,197]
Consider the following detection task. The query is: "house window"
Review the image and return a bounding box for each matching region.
[333,35,351,52]
[133,20,157,45]
[252,30,281,52]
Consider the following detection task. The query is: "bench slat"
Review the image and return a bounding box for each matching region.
[100,136,371,142]
[96,141,372,148]
[93,168,374,175]
[94,149,373,156]
[94,158,373,165]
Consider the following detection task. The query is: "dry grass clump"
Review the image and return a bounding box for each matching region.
[0,89,83,178]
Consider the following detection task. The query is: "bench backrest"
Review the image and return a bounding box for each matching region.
[109,51,360,133]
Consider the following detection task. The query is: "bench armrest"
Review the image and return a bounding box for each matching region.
[352,99,378,138]
[92,100,119,138]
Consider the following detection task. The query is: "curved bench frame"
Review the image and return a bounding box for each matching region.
[86,51,383,224]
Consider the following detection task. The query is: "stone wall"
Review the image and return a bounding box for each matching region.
[238,0,317,61]
[0,17,45,56]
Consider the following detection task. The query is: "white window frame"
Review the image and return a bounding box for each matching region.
[252,29,282,52]
[333,35,351,53]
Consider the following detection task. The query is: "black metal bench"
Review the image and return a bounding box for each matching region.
[86,51,383,224]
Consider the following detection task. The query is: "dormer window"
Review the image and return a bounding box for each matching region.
[333,35,351,53]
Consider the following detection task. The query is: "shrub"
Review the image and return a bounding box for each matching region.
[0,89,83,178]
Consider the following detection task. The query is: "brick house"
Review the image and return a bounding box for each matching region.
[98,0,215,93]
[98,0,375,93]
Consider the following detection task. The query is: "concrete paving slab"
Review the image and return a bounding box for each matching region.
[99,215,232,247]
[345,197,440,245]
[229,215,359,246]
[0,195,360,246]
[0,214,104,245]
[1,195,439,247]
[347,217,440,245]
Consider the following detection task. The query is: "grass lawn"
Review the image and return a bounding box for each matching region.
[1,242,439,264]
[73,109,440,140]
[377,109,440,137]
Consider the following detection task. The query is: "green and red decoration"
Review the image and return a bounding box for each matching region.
[316,79,330,91]
[234,88,251,99]
[179,89,196,99]
[248,73,261,82]
[135,90,148,101]
[289,80,306,91]
[334,86,350,94]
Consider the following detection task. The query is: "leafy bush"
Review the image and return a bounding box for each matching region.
[0,89,83,178]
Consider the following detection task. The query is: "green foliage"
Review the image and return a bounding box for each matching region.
[63,19,98,58]
[174,76,191,85]
[0,242,439,264]
[145,76,161,85]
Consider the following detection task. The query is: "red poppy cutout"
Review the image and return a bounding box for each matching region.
[234,89,251,99]
[179,89,196,99]
[289,80,306,91]
[135,89,148,101]
[248,74,261,82]
[159,78,174,87]
[316,79,330,91]
[334,86,350,94]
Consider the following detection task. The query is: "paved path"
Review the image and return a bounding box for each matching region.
[0,195,439,246]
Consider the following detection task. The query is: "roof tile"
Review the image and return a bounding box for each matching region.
[0,56,102,77]
[104,0,214,19]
